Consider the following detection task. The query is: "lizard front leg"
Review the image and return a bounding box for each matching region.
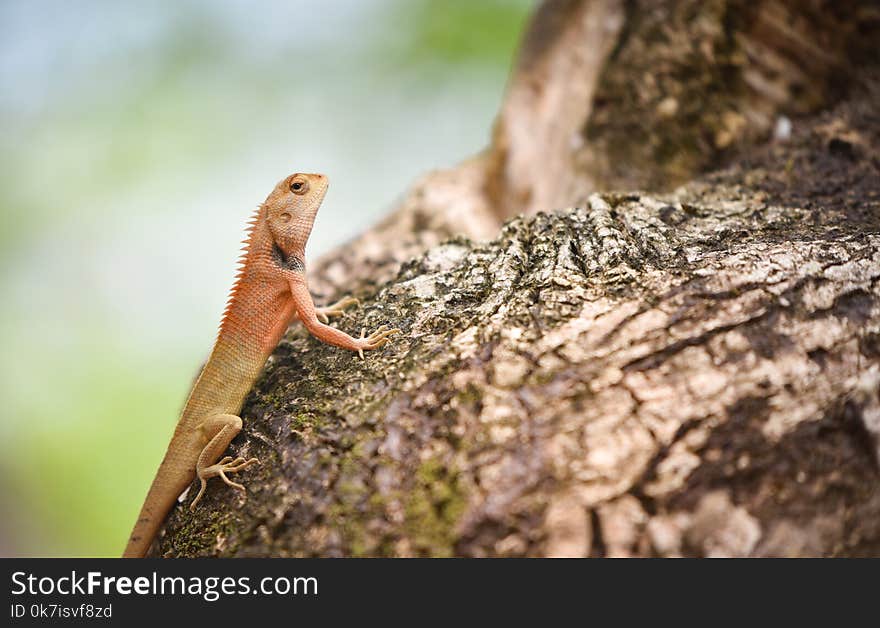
[190,414,260,510]
[288,277,400,355]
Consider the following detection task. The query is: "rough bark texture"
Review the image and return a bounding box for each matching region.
[152,1,880,557]
[488,0,880,217]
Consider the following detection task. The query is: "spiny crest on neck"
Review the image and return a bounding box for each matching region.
[217,205,269,337]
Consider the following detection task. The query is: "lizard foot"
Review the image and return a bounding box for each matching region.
[190,456,260,510]
[316,295,360,324]
[357,325,401,360]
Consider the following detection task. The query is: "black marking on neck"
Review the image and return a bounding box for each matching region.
[272,243,305,273]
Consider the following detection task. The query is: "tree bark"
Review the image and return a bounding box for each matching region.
[153,0,880,557]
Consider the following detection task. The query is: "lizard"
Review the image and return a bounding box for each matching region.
[123,172,399,558]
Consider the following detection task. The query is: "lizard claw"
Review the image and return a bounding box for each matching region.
[316,295,360,324]
[190,456,260,510]
[357,324,401,360]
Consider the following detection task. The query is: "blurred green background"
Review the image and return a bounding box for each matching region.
[0,0,531,556]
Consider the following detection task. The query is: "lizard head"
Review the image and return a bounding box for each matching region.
[264,172,329,259]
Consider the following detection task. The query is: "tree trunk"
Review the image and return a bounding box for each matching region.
[152,0,880,557]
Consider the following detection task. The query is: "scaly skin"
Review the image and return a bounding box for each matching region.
[123,172,399,558]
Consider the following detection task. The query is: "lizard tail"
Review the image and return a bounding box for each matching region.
[123,451,194,558]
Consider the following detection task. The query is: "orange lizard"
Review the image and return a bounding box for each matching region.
[123,172,399,558]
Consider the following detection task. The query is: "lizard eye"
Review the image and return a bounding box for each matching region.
[290,178,309,195]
